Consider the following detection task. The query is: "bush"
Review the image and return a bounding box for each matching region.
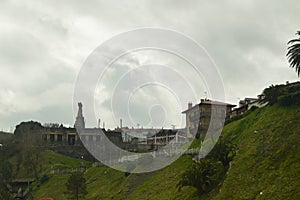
[260,82,300,105]
[178,139,236,196]
[250,105,258,111]
[278,91,300,106]
[177,159,224,195]
[225,109,252,125]
[207,139,236,166]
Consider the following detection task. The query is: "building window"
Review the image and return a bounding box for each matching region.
[57,134,63,142]
[50,134,55,142]
[68,135,76,145]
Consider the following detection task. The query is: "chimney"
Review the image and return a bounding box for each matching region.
[188,102,193,109]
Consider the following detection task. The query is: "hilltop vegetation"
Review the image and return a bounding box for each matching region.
[260,82,300,106]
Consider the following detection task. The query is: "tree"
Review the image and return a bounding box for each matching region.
[65,171,87,200]
[259,83,300,106]
[0,151,13,200]
[14,121,44,145]
[259,84,286,105]
[287,31,300,76]
[23,146,43,180]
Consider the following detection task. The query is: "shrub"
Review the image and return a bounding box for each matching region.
[177,159,223,195]
[250,105,258,111]
[207,139,236,166]
[278,91,300,106]
[260,82,300,105]
[178,139,236,196]
[225,109,252,125]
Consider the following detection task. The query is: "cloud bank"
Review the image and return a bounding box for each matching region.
[0,0,299,130]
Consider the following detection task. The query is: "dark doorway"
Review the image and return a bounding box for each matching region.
[68,135,75,145]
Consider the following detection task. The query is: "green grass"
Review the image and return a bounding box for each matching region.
[126,156,198,200]
[43,150,92,171]
[29,150,92,199]
[82,156,198,200]
[84,166,127,199]
[209,105,300,200]
[33,174,70,200]
[30,104,300,199]
[9,149,92,179]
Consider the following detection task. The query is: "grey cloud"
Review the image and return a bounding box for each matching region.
[0,0,299,130]
[0,32,48,66]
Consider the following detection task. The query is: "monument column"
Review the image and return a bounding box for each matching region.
[74,102,85,130]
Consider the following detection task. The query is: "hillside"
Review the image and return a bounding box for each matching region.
[31,104,300,199]
[208,104,300,199]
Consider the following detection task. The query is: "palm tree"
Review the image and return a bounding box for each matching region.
[287,31,300,77]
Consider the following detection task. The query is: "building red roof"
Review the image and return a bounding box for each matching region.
[200,99,236,107]
[182,99,236,113]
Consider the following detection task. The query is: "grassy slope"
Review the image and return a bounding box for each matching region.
[32,104,300,200]
[124,105,300,199]
[33,174,70,200]
[126,156,198,200]
[80,155,197,200]
[29,150,92,200]
[209,105,300,200]
[31,152,198,200]
[84,166,127,199]
[9,149,92,179]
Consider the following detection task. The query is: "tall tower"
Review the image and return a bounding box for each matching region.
[74,102,85,130]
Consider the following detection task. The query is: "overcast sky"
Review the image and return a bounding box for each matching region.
[0,0,299,131]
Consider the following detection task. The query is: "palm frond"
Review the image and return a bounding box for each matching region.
[287,31,300,77]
